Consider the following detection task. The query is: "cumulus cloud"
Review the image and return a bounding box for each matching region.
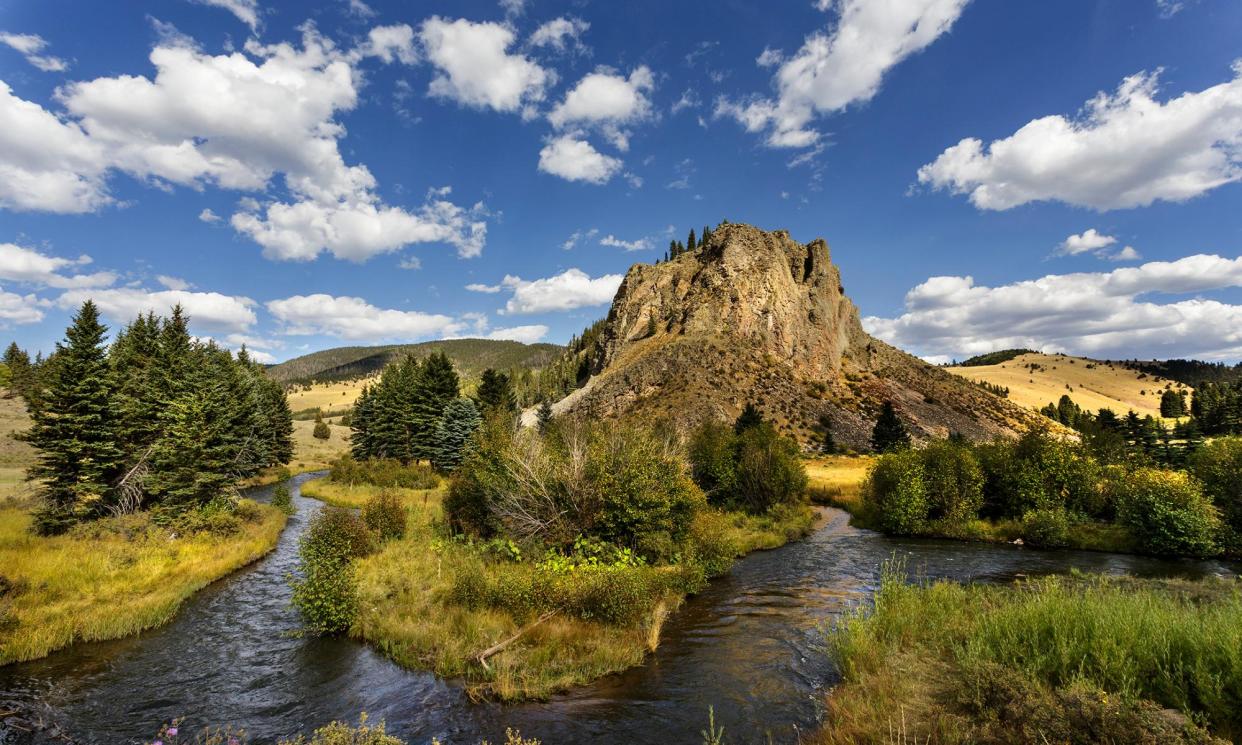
[1058,228,1116,256]
[189,0,261,30]
[157,275,192,291]
[918,64,1242,210]
[0,289,47,325]
[561,227,599,250]
[465,282,502,293]
[485,324,548,343]
[0,243,115,289]
[267,293,461,341]
[58,287,258,333]
[863,253,1242,361]
[549,66,654,150]
[198,208,221,223]
[718,0,969,148]
[529,17,590,55]
[0,25,485,262]
[0,32,69,72]
[491,268,624,314]
[599,234,651,251]
[538,134,622,184]
[420,17,549,113]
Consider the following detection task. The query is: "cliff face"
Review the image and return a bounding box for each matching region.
[552,223,1046,449]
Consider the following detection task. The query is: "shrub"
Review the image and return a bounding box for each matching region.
[280,716,403,745]
[976,432,1103,519]
[921,440,983,524]
[313,421,331,440]
[362,491,406,542]
[328,456,439,490]
[291,507,375,634]
[1188,437,1242,548]
[688,510,740,577]
[732,424,808,514]
[272,484,296,515]
[863,449,928,535]
[1021,508,1071,549]
[687,421,738,503]
[1113,469,1221,557]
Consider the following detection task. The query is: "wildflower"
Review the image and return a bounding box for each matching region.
[167,728,178,736]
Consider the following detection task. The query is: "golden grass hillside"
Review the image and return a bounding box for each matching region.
[286,378,373,414]
[947,352,1190,420]
[0,392,34,502]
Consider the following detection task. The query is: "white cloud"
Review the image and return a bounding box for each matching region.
[58,287,258,333]
[465,282,502,293]
[1058,228,1116,256]
[529,17,590,54]
[671,88,700,114]
[561,227,598,250]
[863,253,1242,361]
[918,64,1242,211]
[485,324,548,343]
[755,46,783,68]
[346,0,376,19]
[267,293,462,341]
[157,275,192,291]
[538,134,622,184]
[0,243,115,289]
[198,208,221,223]
[0,32,69,72]
[1111,246,1142,262]
[499,0,526,19]
[0,26,488,260]
[549,66,654,150]
[495,268,624,314]
[420,17,549,113]
[600,234,651,252]
[1156,0,1185,18]
[0,289,45,326]
[718,0,969,148]
[189,0,261,31]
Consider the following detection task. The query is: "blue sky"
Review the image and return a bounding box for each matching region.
[0,0,1240,363]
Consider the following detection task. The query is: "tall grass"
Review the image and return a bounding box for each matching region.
[821,565,1242,743]
[0,500,286,665]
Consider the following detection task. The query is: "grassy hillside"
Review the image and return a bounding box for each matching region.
[0,392,34,502]
[947,352,1190,419]
[267,338,562,385]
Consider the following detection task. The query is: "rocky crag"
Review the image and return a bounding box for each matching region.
[544,223,1049,450]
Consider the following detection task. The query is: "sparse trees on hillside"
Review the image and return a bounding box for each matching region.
[871,401,910,453]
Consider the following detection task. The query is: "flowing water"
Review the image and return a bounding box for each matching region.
[1,473,1236,745]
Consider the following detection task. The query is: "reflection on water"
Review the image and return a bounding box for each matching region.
[1,477,1235,745]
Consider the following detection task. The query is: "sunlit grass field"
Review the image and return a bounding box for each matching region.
[805,454,874,511]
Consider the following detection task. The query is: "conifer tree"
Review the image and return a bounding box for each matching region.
[313,410,331,440]
[702,225,712,245]
[735,402,764,434]
[870,401,910,453]
[25,301,123,533]
[476,368,517,414]
[816,412,836,454]
[687,228,697,252]
[3,342,32,402]
[410,352,459,461]
[537,399,554,434]
[110,312,164,463]
[350,385,377,460]
[432,397,481,472]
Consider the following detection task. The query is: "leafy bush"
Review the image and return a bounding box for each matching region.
[313,420,331,440]
[688,421,738,501]
[687,420,807,513]
[272,484,296,515]
[863,449,928,535]
[1113,469,1221,557]
[362,491,406,542]
[1188,437,1242,548]
[976,431,1104,519]
[279,716,402,745]
[921,440,983,523]
[1021,508,1071,548]
[687,510,740,577]
[328,456,439,490]
[291,507,375,634]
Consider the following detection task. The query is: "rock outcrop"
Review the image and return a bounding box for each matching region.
[550,223,1048,449]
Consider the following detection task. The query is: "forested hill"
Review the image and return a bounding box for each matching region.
[267,339,562,385]
[1120,359,1242,388]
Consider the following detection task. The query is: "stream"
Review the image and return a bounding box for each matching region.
[1,473,1236,744]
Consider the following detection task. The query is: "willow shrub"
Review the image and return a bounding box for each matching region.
[687,421,807,514]
[328,456,439,490]
[1111,468,1221,557]
[361,491,406,543]
[863,449,928,535]
[291,507,375,634]
[1189,437,1242,550]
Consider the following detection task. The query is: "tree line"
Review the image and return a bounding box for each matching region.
[349,353,517,471]
[6,301,293,534]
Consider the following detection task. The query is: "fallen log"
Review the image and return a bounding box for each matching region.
[476,610,558,670]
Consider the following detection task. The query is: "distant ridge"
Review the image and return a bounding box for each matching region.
[268,338,562,385]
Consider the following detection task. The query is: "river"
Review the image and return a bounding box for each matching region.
[1,473,1236,744]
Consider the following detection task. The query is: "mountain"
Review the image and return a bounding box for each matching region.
[267,339,562,385]
[539,223,1049,449]
[947,352,1191,420]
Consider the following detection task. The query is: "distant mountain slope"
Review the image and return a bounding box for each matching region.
[538,223,1050,449]
[268,339,562,385]
[1119,359,1242,388]
[947,352,1191,419]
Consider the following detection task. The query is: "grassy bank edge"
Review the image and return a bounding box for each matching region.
[0,501,287,666]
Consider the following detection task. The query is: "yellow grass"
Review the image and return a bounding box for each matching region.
[286,378,371,414]
[300,477,442,509]
[947,352,1189,420]
[288,418,352,473]
[0,501,286,665]
[805,455,874,511]
[0,392,35,503]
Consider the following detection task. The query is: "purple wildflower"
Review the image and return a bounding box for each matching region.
[167,728,178,737]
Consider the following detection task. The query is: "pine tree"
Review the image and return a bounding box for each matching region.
[24,301,123,533]
[431,397,481,472]
[110,312,163,463]
[3,342,32,402]
[476,368,517,414]
[350,384,376,460]
[410,352,459,462]
[537,399,554,434]
[735,402,764,434]
[702,225,712,245]
[687,228,697,252]
[313,410,331,440]
[816,412,836,454]
[870,401,910,453]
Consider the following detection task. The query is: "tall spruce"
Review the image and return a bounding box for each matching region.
[476,368,517,415]
[3,342,33,403]
[537,399,554,433]
[687,228,697,252]
[24,301,123,533]
[870,401,910,453]
[432,397,481,472]
[735,402,764,434]
[410,352,459,461]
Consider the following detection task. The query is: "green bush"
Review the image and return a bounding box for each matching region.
[976,432,1104,520]
[1113,468,1221,557]
[312,420,331,440]
[328,456,439,490]
[272,484,296,515]
[278,716,403,745]
[688,510,741,577]
[687,420,807,514]
[362,490,406,542]
[291,507,376,634]
[921,440,983,523]
[863,449,928,535]
[1188,437,1242,549]
[688,421,738,503]
[1021,508,1071,549]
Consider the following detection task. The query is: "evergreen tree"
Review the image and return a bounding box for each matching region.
[431,397,481,472]
[537,399,554,434]
[110,312,164,463]
[24,301,123,533]
[702,225,712,245]
[313,410,331,440]
[3,342,32,402]
[816,412,836,454]
[1160,389,1186,417]
[410,352,459,462]
[476,368,517,414]
[350,385,377,460]
[870,401,910,453]
[687,228,697,252]
[734,402,764,434]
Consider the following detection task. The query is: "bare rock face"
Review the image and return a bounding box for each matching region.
[556,223,1046,449]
